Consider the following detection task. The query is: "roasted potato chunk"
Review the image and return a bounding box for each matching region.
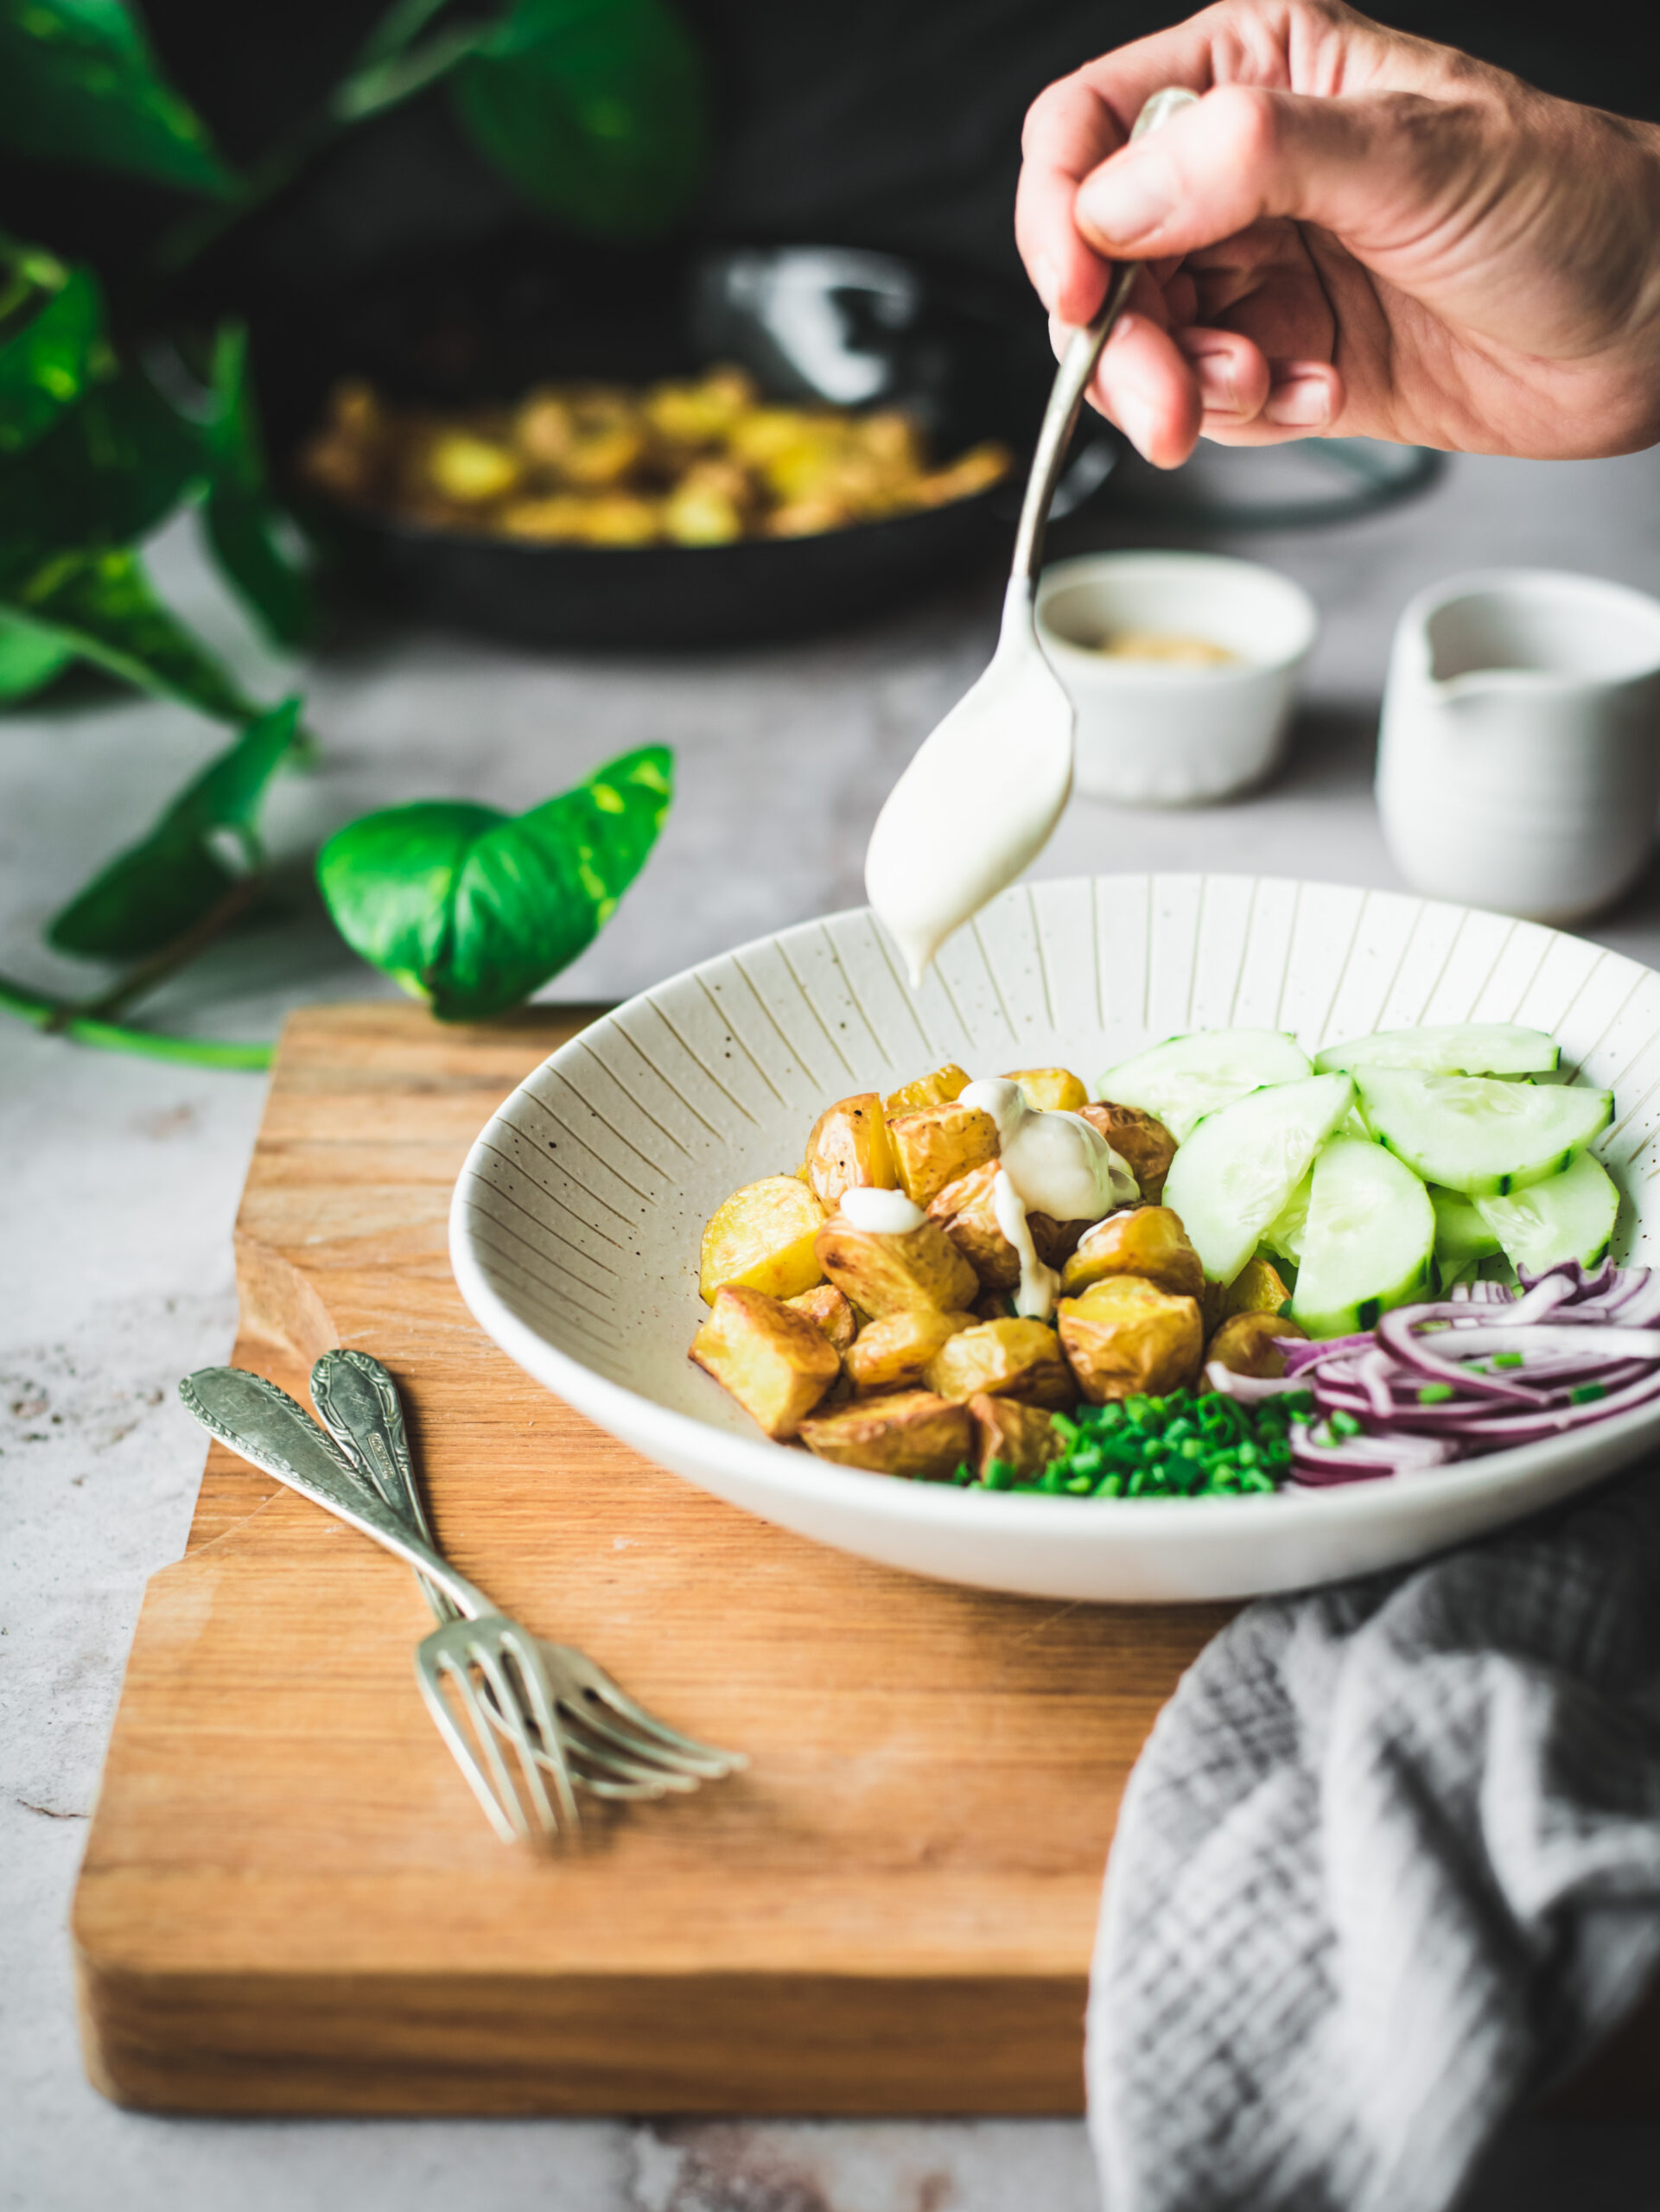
[1202,1255,1293,1337]
[700,1175,826,1304]
[883,1062,970,1116]
[969,1394,1064,1480]
[690,1287,841,1439]
[1059,1205,1204,1301]
[1205,1309,1306,1382]
[928,1161,1020,1292]
[1003,1066,1088,1113]
[1057,1275,1203,1402]
[887,1100,1000,1207]
[928,1160,1085,1290]
[815,1213,978,1318]
[925,1318,1077,1409]
[798,1389,973,1479]
[845,1306,977,1394]
[1080,1102,1177,1202]
[802,1091,898,1209]
[786,1282,858,1354]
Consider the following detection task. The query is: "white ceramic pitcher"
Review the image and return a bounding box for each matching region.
[1377,569,1660,923]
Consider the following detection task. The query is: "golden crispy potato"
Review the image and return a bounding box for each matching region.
[815,1213,978,1319]
[425,432,521,505]
[887,1099,1000,1207]
[786,1283,858,1354]
[700,1176,826,1304]
[560,423,647,487]
[496,494,601,542]
[845,1306,977,1394]
[1201,1255,1293,1338]
[883,1063,970,1116]
[909,442,1013,505]
[969,1394,1064,1480]
[643,367,758,444]
[690,1287,841,1440]
[1205,1309,1306,1382]
[1059,1205,1204,1301]
[972,1287,1013,1323]
[927,1160,1086,1289]
[1079,1102,1177,1202]
[802,1091,899,1210]
[798,1389,973,1480]
[575,493,660,543]
[927,1161,1019,1292]
[1057,1276,1203,1403]
[925,1318,1076,1409]
[1003,1066,1088,1113]
[663,479,744,545]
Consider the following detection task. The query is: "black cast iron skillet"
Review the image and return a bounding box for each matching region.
[255,237,1112,652]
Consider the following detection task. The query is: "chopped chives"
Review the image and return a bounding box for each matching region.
[1417,1382,1455,1403]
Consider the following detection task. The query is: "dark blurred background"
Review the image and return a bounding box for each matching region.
[4,0,1657,313]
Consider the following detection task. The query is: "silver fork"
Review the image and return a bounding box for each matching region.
[179,1364,577,1846]
[309,1350,744,1805]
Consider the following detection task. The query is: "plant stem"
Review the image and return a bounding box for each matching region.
[0,977,272,1070]
[57,877,262,1027]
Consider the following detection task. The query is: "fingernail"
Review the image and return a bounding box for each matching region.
[1033,253,1059,312]
[1265,375,1331,429]
[1077,156,1173,245]
[1193,352,1238,414]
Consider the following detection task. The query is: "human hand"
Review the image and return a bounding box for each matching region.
[1015,0,1660,466]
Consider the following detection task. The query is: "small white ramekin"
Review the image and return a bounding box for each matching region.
[1035,550,1319,805]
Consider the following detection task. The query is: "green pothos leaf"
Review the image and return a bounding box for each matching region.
[48,695,302,957]
[15,547,262,723]
[0,0,236,197]
[318,744,673,1020]
[0,606,75,701]
[450,0,707,241]
[0,263,110,455]
[0,366,204,592]
[201,322,315,649]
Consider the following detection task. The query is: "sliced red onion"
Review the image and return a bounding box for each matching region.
[1205,1362,1307,1402]
[1376,1309,1545,1404]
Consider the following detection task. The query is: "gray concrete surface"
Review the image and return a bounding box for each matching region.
[8,443,1660,2210]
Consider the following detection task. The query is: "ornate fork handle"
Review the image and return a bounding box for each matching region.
[180,1366,497,1619]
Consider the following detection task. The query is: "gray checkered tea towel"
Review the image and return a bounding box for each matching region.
[1087,1465,1660,2212]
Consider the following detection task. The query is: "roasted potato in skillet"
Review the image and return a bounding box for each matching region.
[886,1099,1000,1208]
[925,1317,1077,1409]
[801,1091,898,1210]
[700,1175,826,1304]
[969,1394,1064,1480]
[1057,1275,1204,1402]
[798,1389,973,1479]
[690,1286,841,1439]
[1059,1205,1205,1301]
[1079,1102,1176,1201]
[844,1306,977,1394]
[815,1212,979,1318]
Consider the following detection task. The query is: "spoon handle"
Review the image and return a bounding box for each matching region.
[1009,84,1199,586]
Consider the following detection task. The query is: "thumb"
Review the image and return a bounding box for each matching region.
[1074,82,1470,261]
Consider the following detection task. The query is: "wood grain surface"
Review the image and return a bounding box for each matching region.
[72,1004,1660,2114]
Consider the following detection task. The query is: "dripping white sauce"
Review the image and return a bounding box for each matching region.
[838,1185,925,1234]
[991,1167,1060,1320]
[963,1077,1140,1321]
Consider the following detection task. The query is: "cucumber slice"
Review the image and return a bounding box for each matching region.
[1261,1167,1313,1264]
[1290,1136,1436,1338]
[1162,1072,1353,1284]
[1476,1149,1619,1274]
[1354,1068,1612,1197]
[1315,1022,1559,1077]
[1429,1185,1500,1272]
[1097,1028,1311,1144]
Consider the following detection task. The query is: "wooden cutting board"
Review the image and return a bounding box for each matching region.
[73,1003,1660,2115]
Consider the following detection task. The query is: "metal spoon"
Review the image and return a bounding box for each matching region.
[864,85,1199,985]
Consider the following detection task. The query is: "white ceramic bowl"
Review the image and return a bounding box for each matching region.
[451,874,1660,1604]
[1035,551,1318,804]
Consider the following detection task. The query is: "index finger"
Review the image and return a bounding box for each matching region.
[1015,75,1127,323]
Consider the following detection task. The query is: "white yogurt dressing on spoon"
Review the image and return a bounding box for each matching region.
[863,578,1074,988]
